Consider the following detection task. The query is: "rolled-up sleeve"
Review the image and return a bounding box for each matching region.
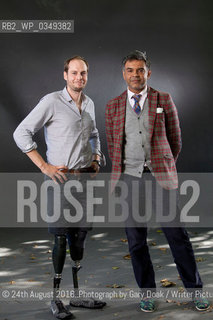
[89,120,101,156]
[13,96,53,153]
[87,100,101,156]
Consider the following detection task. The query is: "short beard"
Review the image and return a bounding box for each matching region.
[72,87,83,92]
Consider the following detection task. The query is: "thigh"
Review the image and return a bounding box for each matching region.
[154,183,182,227]
[121,174,149,228]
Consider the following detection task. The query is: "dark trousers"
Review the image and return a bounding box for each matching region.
[122,173,202,290]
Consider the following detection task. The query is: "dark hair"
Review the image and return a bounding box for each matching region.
[64,55,89,72]
[122,50,151,69]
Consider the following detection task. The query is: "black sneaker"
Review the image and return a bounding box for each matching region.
[51,299,73,319]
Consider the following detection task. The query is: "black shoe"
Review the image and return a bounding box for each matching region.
[51,299,74,319]
[70,297,106,309]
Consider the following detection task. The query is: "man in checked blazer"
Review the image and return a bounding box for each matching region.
[105,50,209,312]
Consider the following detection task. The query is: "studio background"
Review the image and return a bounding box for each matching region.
[0,0,212,173]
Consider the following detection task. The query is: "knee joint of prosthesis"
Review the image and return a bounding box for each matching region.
[68,231,87,262]
[55,234,67,247]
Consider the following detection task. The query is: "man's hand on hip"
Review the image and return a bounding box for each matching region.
[40,163,68,184]
[25,150,68,184]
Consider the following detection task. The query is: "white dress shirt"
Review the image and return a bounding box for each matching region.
[127,86,148,111]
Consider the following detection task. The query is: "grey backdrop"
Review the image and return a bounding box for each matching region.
[0,0,212,172]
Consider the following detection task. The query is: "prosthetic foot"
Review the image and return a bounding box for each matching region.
[51,275,73,319]
[51,299,73,319]
[51,275,74,319]
[69,261,106,309]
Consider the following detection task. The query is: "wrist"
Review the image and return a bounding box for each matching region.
[92,159,101,167]
[93,153,100,161]
[39,162,48,172]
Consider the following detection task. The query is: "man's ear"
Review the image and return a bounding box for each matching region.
[63,71,68,81]
[147,70,152,79]
[122,69,126,81]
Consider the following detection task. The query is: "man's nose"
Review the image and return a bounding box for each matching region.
[133,70,140,77]
[76,73,82,79]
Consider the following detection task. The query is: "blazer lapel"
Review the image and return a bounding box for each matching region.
[116,90,127,145]
[148,87,157,140]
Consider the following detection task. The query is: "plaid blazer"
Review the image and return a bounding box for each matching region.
[105,87,182,190]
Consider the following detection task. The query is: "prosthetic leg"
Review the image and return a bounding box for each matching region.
[51,235,73,319]
[68,230,106,309]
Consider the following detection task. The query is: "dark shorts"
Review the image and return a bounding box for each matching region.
[44,173,93,235]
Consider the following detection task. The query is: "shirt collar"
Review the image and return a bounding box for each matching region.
[62,86,86,103]
[62,86,72,102]
[128,85,148,99]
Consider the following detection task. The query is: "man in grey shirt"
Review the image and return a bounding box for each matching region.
[14,56,105,318]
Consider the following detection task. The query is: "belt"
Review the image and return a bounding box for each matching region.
[143,166,151,173]
[59,167,95,174]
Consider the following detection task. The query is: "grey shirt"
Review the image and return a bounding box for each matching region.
[13,87,101,169]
